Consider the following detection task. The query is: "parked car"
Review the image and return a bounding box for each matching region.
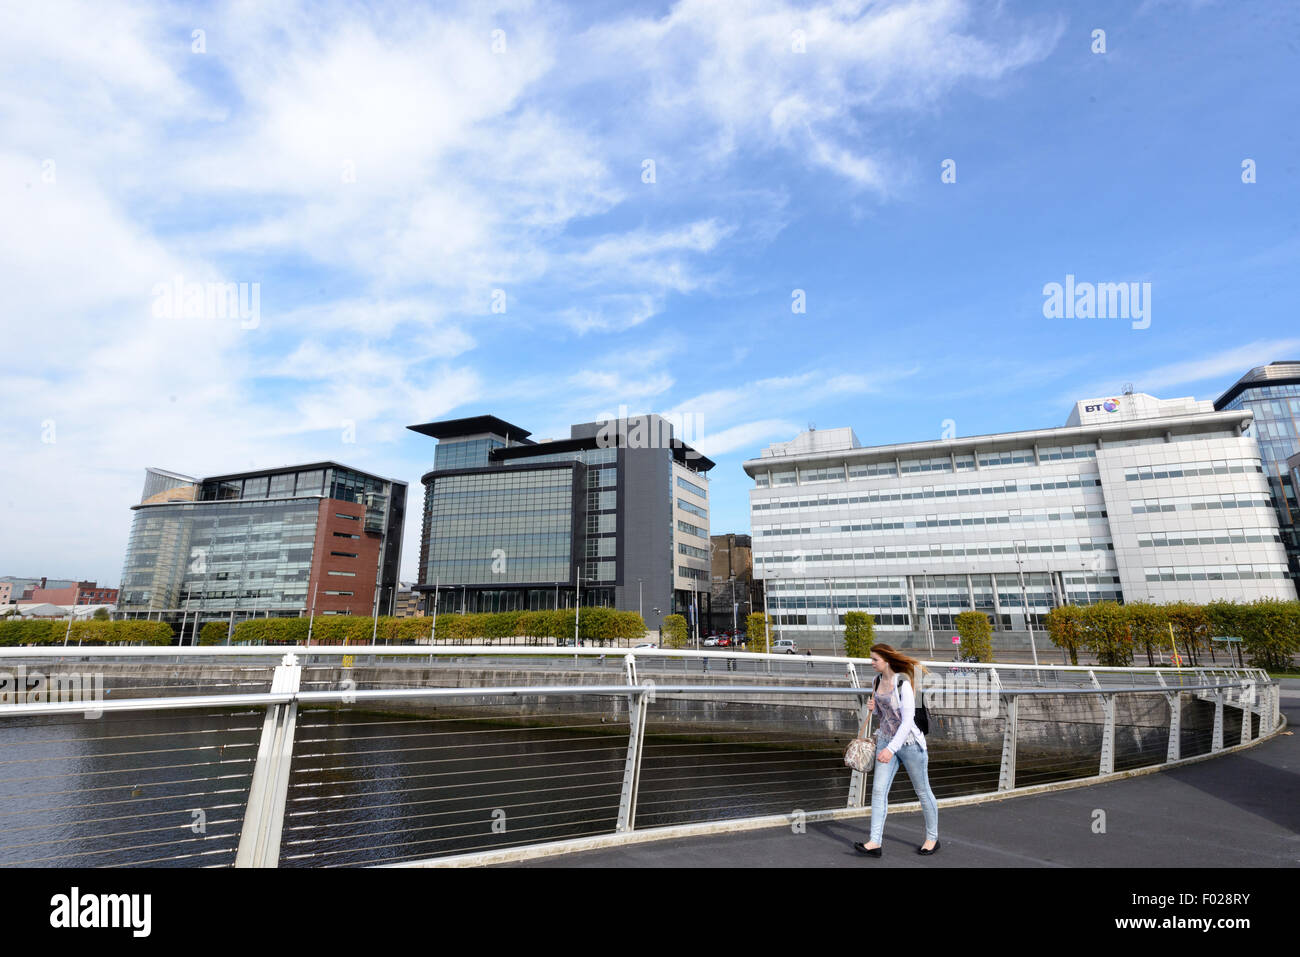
[703,637,720,647]
[634,642,658,649]
[716,636,732,647]
[772,638,798,655]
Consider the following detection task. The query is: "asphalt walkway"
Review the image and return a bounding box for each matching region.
[517,680,1300,867]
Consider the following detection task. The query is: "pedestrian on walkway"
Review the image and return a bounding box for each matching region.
[853,643,940,858]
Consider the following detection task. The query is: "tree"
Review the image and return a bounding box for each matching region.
[199,621,229,646]
[954,610,994,662]
[1124,602,1169,667]
[1079,601,1133,667]
[1205,600,1247,666]
[745,612,770,654]
[1236,598,1300,672]
[91,607,110,621]
[842,611,875,660]
[1045,605,1085,666]
[1165,602,1209,666]
[661,614,689,649]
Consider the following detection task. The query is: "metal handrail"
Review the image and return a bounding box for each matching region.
[0,679,1267,718]
[0,645,1269,686]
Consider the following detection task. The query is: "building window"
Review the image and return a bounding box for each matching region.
[327,571,356,577]
[677,498,708,520]
[676,475,708,498]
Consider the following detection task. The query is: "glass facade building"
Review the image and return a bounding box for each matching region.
[119,462,406,638]
[746,393,1295,653]
[409,414,713,630]
[1215,361,1300,595]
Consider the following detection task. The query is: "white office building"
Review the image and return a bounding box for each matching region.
[744,393,1295,653]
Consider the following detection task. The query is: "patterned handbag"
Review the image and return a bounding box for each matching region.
[843,709,876,772]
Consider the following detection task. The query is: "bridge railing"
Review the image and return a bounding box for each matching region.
[0,648,1281,867]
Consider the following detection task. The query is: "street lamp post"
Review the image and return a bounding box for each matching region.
[1013,540,1040,666]
[730,575,738,637]
[920,569,935,658]
[306,582,319,646]
[825,577,839,657]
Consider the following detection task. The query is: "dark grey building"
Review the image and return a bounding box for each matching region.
[1215,361,1300,595]
[408,414,714,631]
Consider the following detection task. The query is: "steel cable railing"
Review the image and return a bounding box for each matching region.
[279,699,633,867]
[0,708,263,867]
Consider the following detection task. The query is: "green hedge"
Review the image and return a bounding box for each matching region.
[221,611,646,646]
[0,619,173,646]
[1043,599,1300,669]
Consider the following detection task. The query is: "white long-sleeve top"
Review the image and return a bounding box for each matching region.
[875,671,927,753]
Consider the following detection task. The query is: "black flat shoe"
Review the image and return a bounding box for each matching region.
[917,841,940,856]
[853,842,882,857]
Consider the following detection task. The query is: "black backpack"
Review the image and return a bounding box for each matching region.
[874,671,930,735]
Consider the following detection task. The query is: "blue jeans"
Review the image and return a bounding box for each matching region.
[869,739,939,845]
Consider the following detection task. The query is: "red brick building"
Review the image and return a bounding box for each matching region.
[24,579,118,606]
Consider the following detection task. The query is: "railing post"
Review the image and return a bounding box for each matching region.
[1211,688,1224,752]
[998,695,1017,791]
[1236,677,1255,745]
[236,653,301,868]
[1098,693,1115,776]
[1164,691,1181,763]
[616,688,648,833]
[846,695,872,809]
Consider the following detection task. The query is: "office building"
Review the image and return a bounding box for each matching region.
[408,414,713,632]
[119,464,405,637]
[23,581,118,606]
[1,577,77,601]
[745,393,1295,652]
[394,582,420,618]
[1214,361,1300,594]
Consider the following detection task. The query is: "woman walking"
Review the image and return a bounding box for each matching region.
[853,643,940,857]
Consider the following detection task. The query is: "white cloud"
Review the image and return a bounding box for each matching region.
[1064,339,1300,407]
[692,418,805,457]
[0,0,1057,583]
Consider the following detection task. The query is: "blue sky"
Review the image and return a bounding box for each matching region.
[2,0,1297,585]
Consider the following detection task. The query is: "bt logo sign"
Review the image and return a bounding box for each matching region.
[1085,399,1121,413]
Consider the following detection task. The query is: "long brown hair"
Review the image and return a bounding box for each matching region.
[870,643,926,691]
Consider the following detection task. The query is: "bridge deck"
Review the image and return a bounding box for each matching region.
[514,681,1300,868]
